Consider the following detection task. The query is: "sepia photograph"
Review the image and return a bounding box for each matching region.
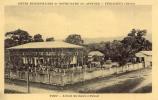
[4,5,152,94]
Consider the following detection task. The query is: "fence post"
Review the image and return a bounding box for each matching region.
[9,69,11,79]
[61,72,63,86]
[26,71,30,93]
[90,64,91,71]
[116,67,118,74]
[48,73,50,84]
[71,72,73,84]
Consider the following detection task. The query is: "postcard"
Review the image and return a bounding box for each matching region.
[0,0,158,100]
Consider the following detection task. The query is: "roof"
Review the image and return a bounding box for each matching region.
[88,51,104,56]
[135,51,152,57]
[8,41,83,49]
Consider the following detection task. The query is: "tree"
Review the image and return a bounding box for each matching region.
[86,29,152,66]
[5,29,33,48]
[65,34,84,45]
[122,29,151,51]
[5,38,16,48]
[46,37,55,42]
[120,29,152,64]
[33,34,44,42]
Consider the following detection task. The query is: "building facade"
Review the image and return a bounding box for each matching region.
[135,51,152,68]
[5,41,84,73]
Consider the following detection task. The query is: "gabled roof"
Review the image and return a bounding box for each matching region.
[8,41,83,49]
[135,51,152,57]
[140,51,152,56]
[88,51,104,56]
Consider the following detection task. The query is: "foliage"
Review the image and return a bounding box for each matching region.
[33,34,44,42]
[65,34,84,45]
[86,29,152,65]
[46,37,55,42]
[5,29,32,48]
[5,29,46,48]
[120,29,152,64]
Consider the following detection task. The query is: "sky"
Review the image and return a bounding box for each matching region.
[5,5,151,40]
